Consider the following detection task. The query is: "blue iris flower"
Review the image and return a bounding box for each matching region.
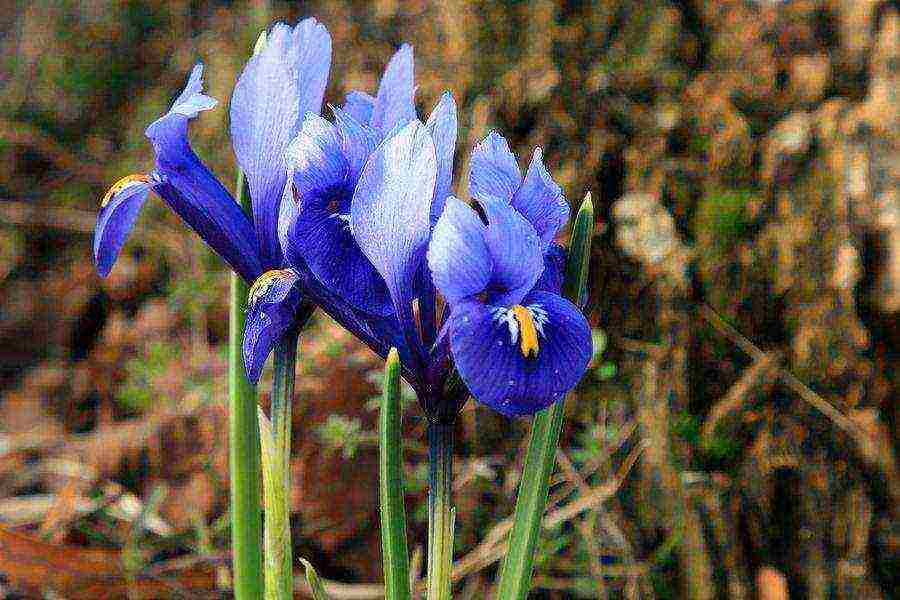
[426,132,592,415]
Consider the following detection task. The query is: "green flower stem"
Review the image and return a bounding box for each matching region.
[379,349,411,600]
[260,328,299,600]
[495,192,594,600]
[229,168,264,599]
[426,419,454,600]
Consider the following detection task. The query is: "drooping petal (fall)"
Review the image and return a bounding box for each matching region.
[142,64,263,281]
[448,291,592,416]
[288,209,392,316]
[93,174,159,277]
[243,269,310,384]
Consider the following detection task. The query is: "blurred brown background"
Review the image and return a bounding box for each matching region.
[0,0,897,598]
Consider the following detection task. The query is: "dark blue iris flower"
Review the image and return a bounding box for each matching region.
[93,19,332,284]
[426,132,592,415]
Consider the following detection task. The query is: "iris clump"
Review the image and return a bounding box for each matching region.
[93,19,591,418]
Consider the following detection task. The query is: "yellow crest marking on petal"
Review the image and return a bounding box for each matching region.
[248,269,296,307]
[100,174,150,208]
[511,304,540,358]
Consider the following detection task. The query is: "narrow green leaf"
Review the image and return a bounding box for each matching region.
[380,348,411,600]
[495,192,594,600]
[299,558,331,600]
[229,168,263,600]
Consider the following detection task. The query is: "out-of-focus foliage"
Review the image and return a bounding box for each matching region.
[0,1,897,598]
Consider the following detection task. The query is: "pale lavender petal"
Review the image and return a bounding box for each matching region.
[425,91,458,225]
[370,44,416,134]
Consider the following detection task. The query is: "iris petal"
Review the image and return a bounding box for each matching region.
[479,198,543,306]
[281,232,413,375]
[428,196,492,304]
[468,131,521,203]
[425,92,458,225]
[532,242,566,295]
[289,210,393,316]
[243,269,307,384]
[93,175,158,277]
[342,90,376,124]
[331,106,380,181]
[370,44,416,134]
[350,120,437,368]
[230,37,299,268]
[230,19,331,268]
[286,114,348,203]
[288,18,332,120]
[448,291,592,416]
[511,148,569,248]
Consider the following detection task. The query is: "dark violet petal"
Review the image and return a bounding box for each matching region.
[153,181,262,282]
[511,147,569,248]
[331,105,380,181]
[143,65,263,282]
[370,44,416,134]
[230,35,300,268]
[427,196,492,304]
[288,18,332,119]
[479,197,543,306]
[425,91,458,225]
[93,174,157,277]
[532,242,566,295]
[286,114,348,204]
[243,269,303,383]
[289,208,392,316]
[468,131,521,203]
[350,120,436,369]
[448,291,592,416]
[342,90,376,124]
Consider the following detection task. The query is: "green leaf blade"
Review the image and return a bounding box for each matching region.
[380,348,412,600]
